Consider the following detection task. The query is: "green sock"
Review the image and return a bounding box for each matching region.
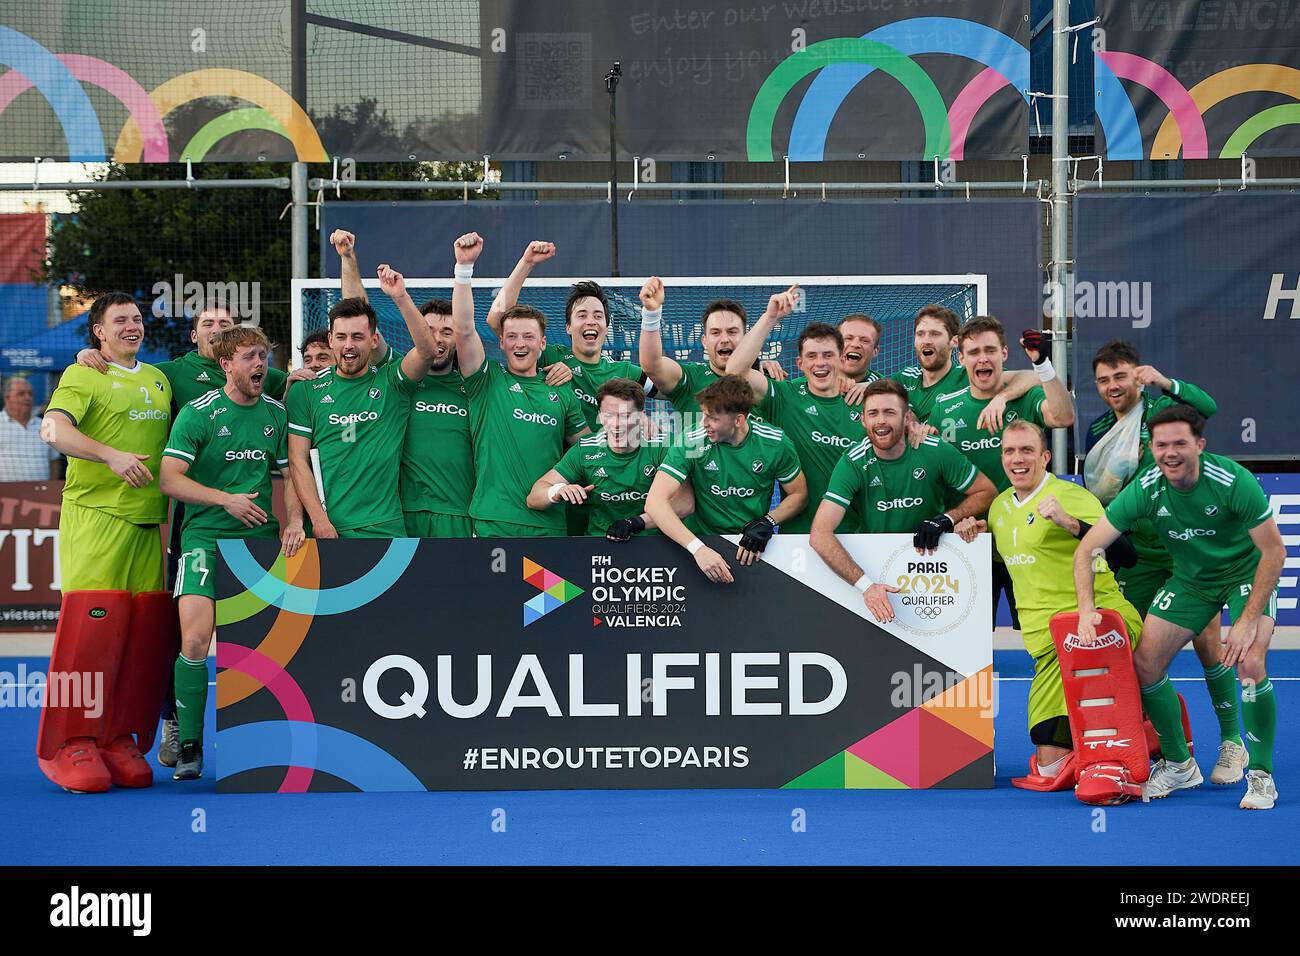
[1242,679,1276,773]
[1141,675,1191,763]
[173,655,209,746]
[1202,663,1243,745]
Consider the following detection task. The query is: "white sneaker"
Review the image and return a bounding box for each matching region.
[1239,770,1278,810]
[1142,757,1203,802]
[1210,740,1250,785]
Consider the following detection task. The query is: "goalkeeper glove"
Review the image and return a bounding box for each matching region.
[738,514,777,553]
[606,515,646,541]
[913,513,954,551]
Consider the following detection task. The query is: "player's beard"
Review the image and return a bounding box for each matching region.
[430,344,456,375]
[336,346,370,376]
[1106,384,1141,413]
[867,422,901,454]
[917,345,949,372]
[233,368,265,401]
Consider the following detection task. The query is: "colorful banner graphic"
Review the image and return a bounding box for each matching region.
[215,535,995,792]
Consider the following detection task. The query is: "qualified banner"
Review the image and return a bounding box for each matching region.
[214,534,994,792]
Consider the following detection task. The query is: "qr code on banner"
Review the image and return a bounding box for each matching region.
[516,32,591,110]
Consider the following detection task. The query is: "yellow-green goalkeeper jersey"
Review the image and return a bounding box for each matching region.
[757,378,866,533]
[46,361,172,524]
[824,434,979,533]
[162,389,287,540]
[462,358,588,533]
[989,474,1133,656]
[1106,454,1274,586]
[659,420,802,535]
[285,361,417,533]
[554,433,670,535]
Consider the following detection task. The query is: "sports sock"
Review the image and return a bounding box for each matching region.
[1038,753,1068,777]
[1242,679,1276,774]
[1202,663,1242,744]
[1141,675,1191,763]
[173,655,208,746]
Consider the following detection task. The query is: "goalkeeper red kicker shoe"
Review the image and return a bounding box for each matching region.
[1075,762,1143,805]
[38,737,111,794]
[1012,752,1077,791]
[100,735,154,788]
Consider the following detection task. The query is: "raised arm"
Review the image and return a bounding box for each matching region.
[41,411,152,488]
[331,229,366,302]
[637,276,684,398]
[451,232,487,377]
[377,264,439,382]
[725,284,799,401]
[486,241,556,339]
[1137,367,1218,419]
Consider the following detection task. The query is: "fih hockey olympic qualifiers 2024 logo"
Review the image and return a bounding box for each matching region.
[876,541,979,638]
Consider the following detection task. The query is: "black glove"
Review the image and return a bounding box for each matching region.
[606,515,646,541]
[738,514,777,553]
[1020,329,1049,365]
[913,513,954,551]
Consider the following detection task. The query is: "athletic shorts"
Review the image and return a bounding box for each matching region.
[472,518,563,538]
[174,529,277,600]
[1148,574,1279,634]
[992,560,1020,630]
[565,501,590,537]
[1025,600,1143,733]
[1115,560,1171,621]
[60,501,164,594]
[403,511,473,539]
[337,517,408,539]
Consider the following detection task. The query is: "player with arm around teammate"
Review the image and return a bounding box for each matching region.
[1074,406,1286,809]
[810,379,996,624]
[159,325,305,779]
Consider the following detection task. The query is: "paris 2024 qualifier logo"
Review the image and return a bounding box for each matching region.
[878,540,979,637]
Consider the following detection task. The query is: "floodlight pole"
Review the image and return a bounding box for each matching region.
[1050,0,1070,472]
[606,61,622,277]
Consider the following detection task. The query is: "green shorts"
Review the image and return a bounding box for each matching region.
[472,518,563,538]
[1025,601,1142,733]
[1148,574,1279,634]
[175,530,276,600]
[60,501,164,594]
[565,501,590,537]
[1115,560,1171,619]
[403,511,473,539]
[337,517,409,539]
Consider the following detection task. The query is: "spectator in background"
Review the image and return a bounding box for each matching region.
[0,376,59,481]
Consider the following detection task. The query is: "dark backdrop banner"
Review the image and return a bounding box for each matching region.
[215,535,994,792]
[1095,0,1300,159]
[0,1,1028,162]
[1072,192,1300,460]
[319,197,1043,321]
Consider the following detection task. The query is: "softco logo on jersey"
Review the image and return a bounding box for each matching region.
[590,553,686,628]
[1168,527,1216,540]
[522,557,584,626]
[514,409,557,426]
[225,449,268,461]
[811,430,853,447]
[328,411,378,426]
[415,401,467,416]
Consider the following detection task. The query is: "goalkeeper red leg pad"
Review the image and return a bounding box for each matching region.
[100,592,179,787]
[1051,610,1150,806]
[1012,751,1078,791]
[36,591,131,762]
[1142,694,1195,759]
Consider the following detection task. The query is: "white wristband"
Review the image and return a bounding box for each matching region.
[640,306,662,332]
[1033,358,1056,383]
[454,263,473,284]
[547,482,567,502]
[686,537,704,555]
[854,574,873,592]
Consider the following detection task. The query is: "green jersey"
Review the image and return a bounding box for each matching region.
[931,383,1047,493]
[285,362,417,533]
[757,378,865,533]
[554,433,669,535]
[462,359,588,532]
[990,475,1133,655]
[824,434,979,533]
[1085,379,1217,571]
[400,371,474,518]
[892,361,966,424]
[660,420,802,534]
[162,389,287,541]
[1106,454,1273,586]
[156,350,288,408]
[540,344,652,431]
[47,361,172,524]
[663,361,720,418]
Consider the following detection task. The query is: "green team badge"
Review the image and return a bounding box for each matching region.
[913,468,926,480]
[369,387,381,400]
[752,460,764,473]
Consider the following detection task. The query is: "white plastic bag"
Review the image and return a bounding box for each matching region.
[1084,400,1144,505]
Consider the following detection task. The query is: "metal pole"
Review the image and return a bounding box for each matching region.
[605,62,622,277]
[290,0,308,362]
[1051,0,1070,473]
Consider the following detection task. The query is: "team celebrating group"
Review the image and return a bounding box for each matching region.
[33,228,1283,811]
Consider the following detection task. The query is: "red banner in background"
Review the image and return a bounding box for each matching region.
[0,213,46,284]
[0,482,62,631]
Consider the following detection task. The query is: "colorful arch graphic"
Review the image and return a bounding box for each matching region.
[1152,63,1300,159]
[786,18,1030,161]
[180,107,291,162]
[748,37,950,162]
[0,27,105,160]
[114,67,327,162]
[221,537,417,615]
[216,721,425,792]
[218,644,316,792]
[1221,103,1300,158]
[1097,51,1207,159]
